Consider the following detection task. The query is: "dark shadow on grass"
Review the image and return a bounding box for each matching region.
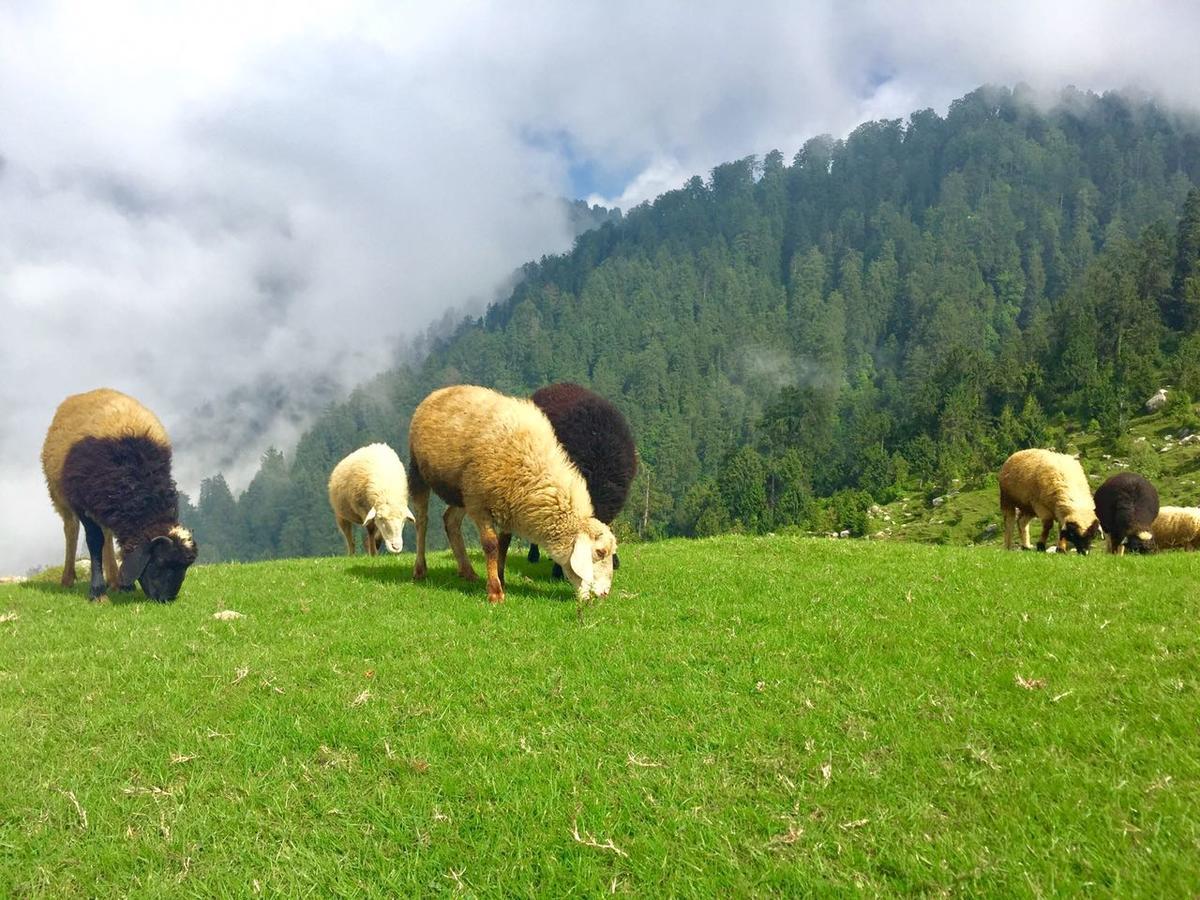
[17,579,169,606]
[346,553,574,603]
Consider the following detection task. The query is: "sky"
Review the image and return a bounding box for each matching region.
[3,0,1200,574]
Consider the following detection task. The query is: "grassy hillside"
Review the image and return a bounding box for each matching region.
[2,537,1198,895]
[872,404,1200,547]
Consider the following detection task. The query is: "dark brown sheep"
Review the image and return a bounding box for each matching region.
[1093,472,1160,555]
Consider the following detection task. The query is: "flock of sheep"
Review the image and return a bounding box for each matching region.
[37,385,1200,608]
[998,448,1200,555]
[39,383,638,605]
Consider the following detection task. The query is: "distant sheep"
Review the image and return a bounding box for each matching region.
[1093,472,1159,555]
[1151,506,1200,550]
[408,384,616,604]
[41,388,198,602]
[521,383,637,579]
[998,448,1099,554]
[328,443,414,556]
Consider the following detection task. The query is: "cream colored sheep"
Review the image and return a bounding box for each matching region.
[1150,506,1200,550]
[998,448,1099,554]
[328,443,414,556]
[407,384,617,604]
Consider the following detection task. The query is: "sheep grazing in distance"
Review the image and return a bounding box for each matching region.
[407,384,617,604]
[1093,472,1160,555]
[1150,506,1200,550]
[328,443,414,556]
[521,382,637,579]
[41,388,198,602]
[998,448,1099,554]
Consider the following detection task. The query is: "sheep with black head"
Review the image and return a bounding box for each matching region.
[42,388,198,602]
[519,383,637,579]
[998,448,1099,554]
[1094,472,1160,555]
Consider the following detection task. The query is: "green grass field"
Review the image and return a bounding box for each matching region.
[2,536,1198,896]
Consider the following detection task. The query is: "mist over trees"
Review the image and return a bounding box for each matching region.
[184,85,1200,561]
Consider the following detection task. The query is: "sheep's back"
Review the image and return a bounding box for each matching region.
[1153,506,1200,548]
[1094,472,1159,534]
[42,388,170,505]
[999,449,1089,512]
[532,383,637,524]
[410,385,590,524]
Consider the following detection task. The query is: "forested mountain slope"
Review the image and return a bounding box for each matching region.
[185,85,1200,562]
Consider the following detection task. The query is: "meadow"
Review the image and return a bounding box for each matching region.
[1,536,1198,896]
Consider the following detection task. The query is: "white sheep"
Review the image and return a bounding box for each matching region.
[998,448,1099,553]
[407,384,617,604]
[1150,506,1200,550]
[327,443,414,556]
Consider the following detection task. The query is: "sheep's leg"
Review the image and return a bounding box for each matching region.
[101,527,121,587]
[1018,513,1034,550]
[1039,518,1055,552]
[365,520,378,557]
[444,506,477,580]
[337,518,356,555]
[527,543,540,564]
[79,513,108,601]
[497,532,512,586]
[411,487,429,580]
[1117,541,1126,557]
[475,519,504,603]
[60,512,79,587]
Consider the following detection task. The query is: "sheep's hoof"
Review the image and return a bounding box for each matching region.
[90,592,110,604]
[61,572,75,588]
[412,563,427,581]
[487,590,505,604]
[458,569,479,582]
[1036,543,1047,552]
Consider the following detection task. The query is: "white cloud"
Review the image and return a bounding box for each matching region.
[3,0,1200,573]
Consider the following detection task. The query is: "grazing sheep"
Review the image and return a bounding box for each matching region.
[998,448,1099,554]
[1150,506,1200,550]
[328,443,414,556]
[520,383,637,579]
[408,384,617,604]
[1093,472,1159,555]
[41,388,198,602]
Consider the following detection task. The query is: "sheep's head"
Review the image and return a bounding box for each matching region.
[364,504,415,553]
[1124,529,1158,555]
[118,525,198,602]
[560,519,617,600]
[1061,518,1099,555]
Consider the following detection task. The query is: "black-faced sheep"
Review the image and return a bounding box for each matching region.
[1151,506,1200,550]
[328,443,414,555]
[407,384,617,604]
[998,448,1099,554]
[520,382,637,579]
[1093,472,1159,555]
[41,388,198,601]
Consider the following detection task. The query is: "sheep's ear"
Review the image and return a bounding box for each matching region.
[362,507,377,526]
[117,543,153,589]
[405,506,416,523]
[570,534,594,587]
